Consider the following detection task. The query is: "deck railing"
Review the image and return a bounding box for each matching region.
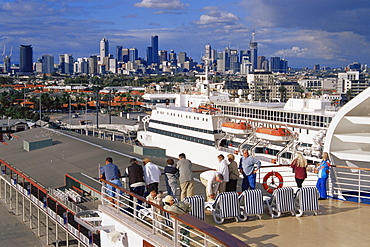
[98,178,248,247]
[330,165,370,204]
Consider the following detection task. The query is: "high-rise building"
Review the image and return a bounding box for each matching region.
[249,31,258,71]
[122,48,129,62]
[151,35,159,64]
[146,46,153,65]
[159,50,167,63]
[88,55,98,75]
[257,56,267,70]
[169,50,177,65]
[77,58,89,74]
[229,49,239,74]
[60,54,73,74]
[204,43,212,60]
[129,48,138,62]
[270,57,288,73]
[178,52,187,67]
[41,54,54,74]
[20,44,33,73]
[100,38,109,60]
[116,46,123,62]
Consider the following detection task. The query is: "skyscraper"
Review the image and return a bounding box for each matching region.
[41,54,54,74]
[129,48,138,62]
[270,57,288,73]
[20,44,33,73]
[100,38,109,59]
[146,46,153,65]
[169,50,177,65]
[122,48,129,62]
[151,35,159,64]
[88,55,98,75]
[249,31,258,71]
[159,50,167,63]
[116,45,123,62]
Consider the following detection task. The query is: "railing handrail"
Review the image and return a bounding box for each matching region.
[331,165,370,172]
[100,178,249,246]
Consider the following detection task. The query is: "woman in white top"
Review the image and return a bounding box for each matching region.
[217,154,229,193]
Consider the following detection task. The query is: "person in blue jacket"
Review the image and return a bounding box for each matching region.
[316,152,331,200]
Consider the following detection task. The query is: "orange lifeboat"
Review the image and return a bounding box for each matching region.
[221,122,252,135]
[255,127,291,141]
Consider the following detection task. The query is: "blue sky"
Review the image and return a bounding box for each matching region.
[1,0,369,68]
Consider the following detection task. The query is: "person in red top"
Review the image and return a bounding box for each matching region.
[290,152,308,188]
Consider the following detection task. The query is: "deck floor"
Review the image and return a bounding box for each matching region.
[1,128,369,246]
[204,198,369,247]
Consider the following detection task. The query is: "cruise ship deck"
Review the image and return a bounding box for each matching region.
[1,128,369,246]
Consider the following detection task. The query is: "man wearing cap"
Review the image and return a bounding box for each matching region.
[143,158,161,194]
[200,170,224,202]
[163,195,191,245]
[100,157,122,203]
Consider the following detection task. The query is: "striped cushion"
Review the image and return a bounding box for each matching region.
[296,187,319,212]
[184,196,205,221]
[240,189,264,215]
[212,192,240,218]
[272,187,295,213]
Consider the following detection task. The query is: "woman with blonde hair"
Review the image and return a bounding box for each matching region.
[290,152,308,188]
[316,152,331,200]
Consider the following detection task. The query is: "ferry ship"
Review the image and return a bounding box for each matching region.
[138,93,336,187]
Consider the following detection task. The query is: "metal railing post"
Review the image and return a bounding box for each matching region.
[358,170,361,203]
[4,180,7,203]
[9,182,12,210]
[22,194,25,221]
[46,216,49,245]
[16,189,19,215]
[37,207,40,236]
[56,222,59,247]
[29,198,32,228]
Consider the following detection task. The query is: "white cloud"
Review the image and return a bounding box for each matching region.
[134,0,188,10]
[195,11,240,26]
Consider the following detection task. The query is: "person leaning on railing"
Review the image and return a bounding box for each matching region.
[100,157,123,204]
[163,195,192,246]
[315,152,331,200]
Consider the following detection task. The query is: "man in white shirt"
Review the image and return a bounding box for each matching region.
[200,170,224,201]
[217,154,229,193]
[143,158,161,194]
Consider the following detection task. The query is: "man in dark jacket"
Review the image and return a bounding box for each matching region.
[125,158,146,209]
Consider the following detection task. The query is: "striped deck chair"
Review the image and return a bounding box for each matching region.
[239,189,265,220]
[269,187,295,218]
[295,187,319,217]
[183,196,205,221]
[209,192,245,224]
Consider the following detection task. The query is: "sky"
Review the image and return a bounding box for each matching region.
[1,0,369,69]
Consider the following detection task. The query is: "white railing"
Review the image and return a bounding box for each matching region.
[99,179,247,247]
[330,165,370,203]
[0,173,95,247]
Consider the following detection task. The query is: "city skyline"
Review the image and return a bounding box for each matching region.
[1,0,369,68]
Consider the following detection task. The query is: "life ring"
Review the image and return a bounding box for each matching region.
[262,171,284,193]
